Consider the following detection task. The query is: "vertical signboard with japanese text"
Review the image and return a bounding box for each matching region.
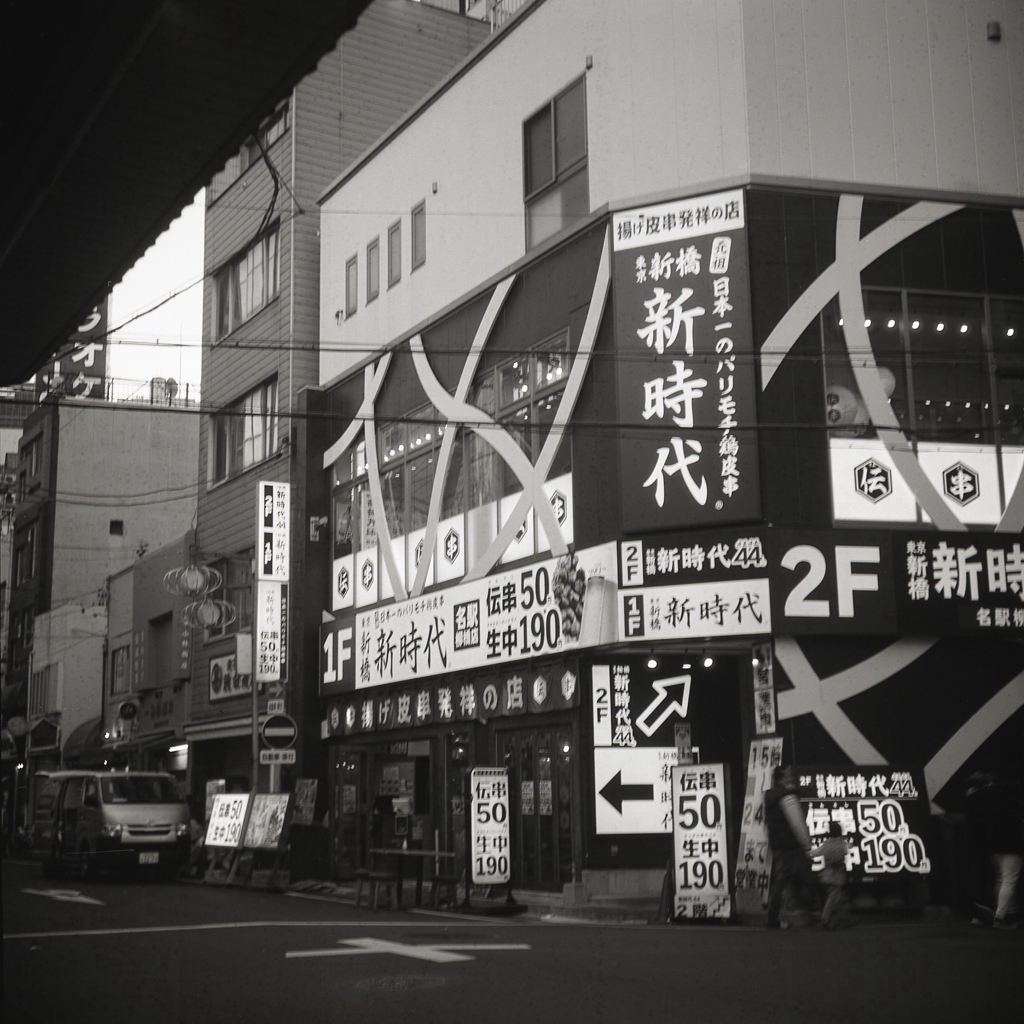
[671,763,731,920]
[205,793,251,848]
[35,297,109,400]
[733,737,783,912]
[258,481,290,582]
[613,190,759,531]
[470,767,511,885]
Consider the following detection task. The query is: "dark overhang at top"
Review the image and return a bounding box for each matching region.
[0,0,373,387]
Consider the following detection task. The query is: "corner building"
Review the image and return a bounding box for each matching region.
[313,0,1024,908]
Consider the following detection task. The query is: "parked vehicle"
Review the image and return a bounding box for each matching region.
[31,770,190,879]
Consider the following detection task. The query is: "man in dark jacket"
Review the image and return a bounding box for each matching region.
[965,771,1022,929]
[765,765,815,928]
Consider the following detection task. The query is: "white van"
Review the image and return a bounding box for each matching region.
[31,770,190,879]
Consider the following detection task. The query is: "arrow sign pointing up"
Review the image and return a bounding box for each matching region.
[598,771,654,813]
[635,674,691,738]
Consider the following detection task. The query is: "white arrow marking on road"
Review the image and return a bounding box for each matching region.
[286,937,530,963]
[635,675,691,737]
[22,888,105,906]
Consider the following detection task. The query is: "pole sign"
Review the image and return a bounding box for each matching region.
[257,481,290,581]
[671,762,731,920]
[470,767,511,885]
[794,765,931,882]
[205,793,251,848]
[612,189,759,531]
[255,580,287,682]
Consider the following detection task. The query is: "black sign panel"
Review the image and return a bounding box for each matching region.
[36,297,109,400]
[794,765,932,883]
[613,189,759,531]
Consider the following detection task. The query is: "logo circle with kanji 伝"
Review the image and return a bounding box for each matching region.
[942,462,980,506]
[853,458,892,503]
[336,566,350,599]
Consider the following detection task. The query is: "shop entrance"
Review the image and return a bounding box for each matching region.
[496,723,575,891]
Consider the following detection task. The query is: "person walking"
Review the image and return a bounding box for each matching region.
[764,765,816,929]
[965,770,1022,929]
[814,820,850,929]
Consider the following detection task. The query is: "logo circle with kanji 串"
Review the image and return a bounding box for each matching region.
[942,462,980,506]
[444,528,460,564]
[360,558,374,591]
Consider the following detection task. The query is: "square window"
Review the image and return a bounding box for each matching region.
[345,255,358,317]
[109,519,124,536]
[411,202,426,270]
[388,221,402,287]
[367,238,380,301]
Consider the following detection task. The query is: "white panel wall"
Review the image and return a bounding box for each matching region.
[320,0,1024,386]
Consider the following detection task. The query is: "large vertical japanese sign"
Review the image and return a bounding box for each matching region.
[733,737,783,913]
[257,482,290,686]
[613,190,759,530]
[35,297,109,400]
[671,762,731,920]
[470,767,511,885]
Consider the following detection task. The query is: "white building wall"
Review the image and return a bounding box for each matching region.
[319,0,1024,386]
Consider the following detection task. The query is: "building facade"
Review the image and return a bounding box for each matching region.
[185,0,489,815]
[313,0,1024,908]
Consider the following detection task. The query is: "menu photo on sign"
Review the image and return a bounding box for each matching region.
[205,793,251,848]
[243,793,291,851]
[794,766,931,883]
[613,189,759,532]
[671,762,731,920]
[470,767,511,885]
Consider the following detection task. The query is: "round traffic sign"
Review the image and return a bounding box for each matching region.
[261,713,297,749]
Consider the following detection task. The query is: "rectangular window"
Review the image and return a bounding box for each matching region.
[207,551,253,640]
[214,226,280,340]
[367,238,380,302]
[211,378,278,483]
[388,221,402,287]
[29,664,55,716]
[110,646,130,695]
[26,526,35,578]
[524,78,589,250]
[411,201,426,271]
[345,255,358,317]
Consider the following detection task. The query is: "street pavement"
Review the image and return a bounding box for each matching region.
[3,857,1021,1024]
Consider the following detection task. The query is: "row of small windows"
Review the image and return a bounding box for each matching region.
[344,202,427,319]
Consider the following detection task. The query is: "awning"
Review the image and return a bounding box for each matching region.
[62,717,107,765]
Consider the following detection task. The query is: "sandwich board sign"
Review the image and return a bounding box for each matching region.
[470,767,510,885]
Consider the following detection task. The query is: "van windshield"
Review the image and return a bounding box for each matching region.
[100,777,183,804]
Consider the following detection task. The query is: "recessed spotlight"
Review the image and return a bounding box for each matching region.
[838,318,844,326]
[960,324,968,334]
[1008,329,1016,338]
[912,320,920,329]
[647,657,658,669]
[703,656,714,668]
[936,322,945,332]
[864,319,872,328]
[887,319,895,328]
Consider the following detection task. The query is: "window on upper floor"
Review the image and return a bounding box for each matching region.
[211,378,279,484]
[206,551,254,640]
[388,221,402,288]
[110,645,130,696]
[214,226,280,341]
[411,201,426,271]
[346,255,358,318]
[367,238,380,302]
[241,101,290,173]
[523,77,589,250]
[29,663,56,716]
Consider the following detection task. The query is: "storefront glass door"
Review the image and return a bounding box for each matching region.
[498,725,574,891]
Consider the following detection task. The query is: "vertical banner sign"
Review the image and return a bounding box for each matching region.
[258,481,290,581]
[35,297,109,400]
[671,763,731,920]
[751,641,776,735]
[612,190,759,531]
[255,581,285,683]
[733,737,784,913]
[470,767,511,885]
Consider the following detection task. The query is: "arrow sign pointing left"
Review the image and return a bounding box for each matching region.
[598,771,655,813]
[22,888,105,905]
[635,674,691,737]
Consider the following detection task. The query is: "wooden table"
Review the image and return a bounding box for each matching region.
[368,847,457,908]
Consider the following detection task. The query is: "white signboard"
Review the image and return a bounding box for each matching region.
[612,189,746,250]
[734,737,783,912]
[255,580,284,682]
[260,749,296,765]
[354,542,616,688]
[205,793,251,848]
[470,767,510,885]
[619,577,771,641]
[672,763,731,920]
[593,746,676,835]
[258,480,290,581]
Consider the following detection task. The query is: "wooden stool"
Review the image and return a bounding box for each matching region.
[430,873,460,908]
[368,870,397,909]
[352,869,371,907]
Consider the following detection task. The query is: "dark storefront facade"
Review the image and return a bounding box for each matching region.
[312,185,1024,907]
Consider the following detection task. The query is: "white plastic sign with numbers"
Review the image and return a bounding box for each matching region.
[671,763,731,920]
[470,767,511,885]
[205,793,251,848]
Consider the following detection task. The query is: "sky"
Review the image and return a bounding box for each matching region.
[104,189,205,392]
